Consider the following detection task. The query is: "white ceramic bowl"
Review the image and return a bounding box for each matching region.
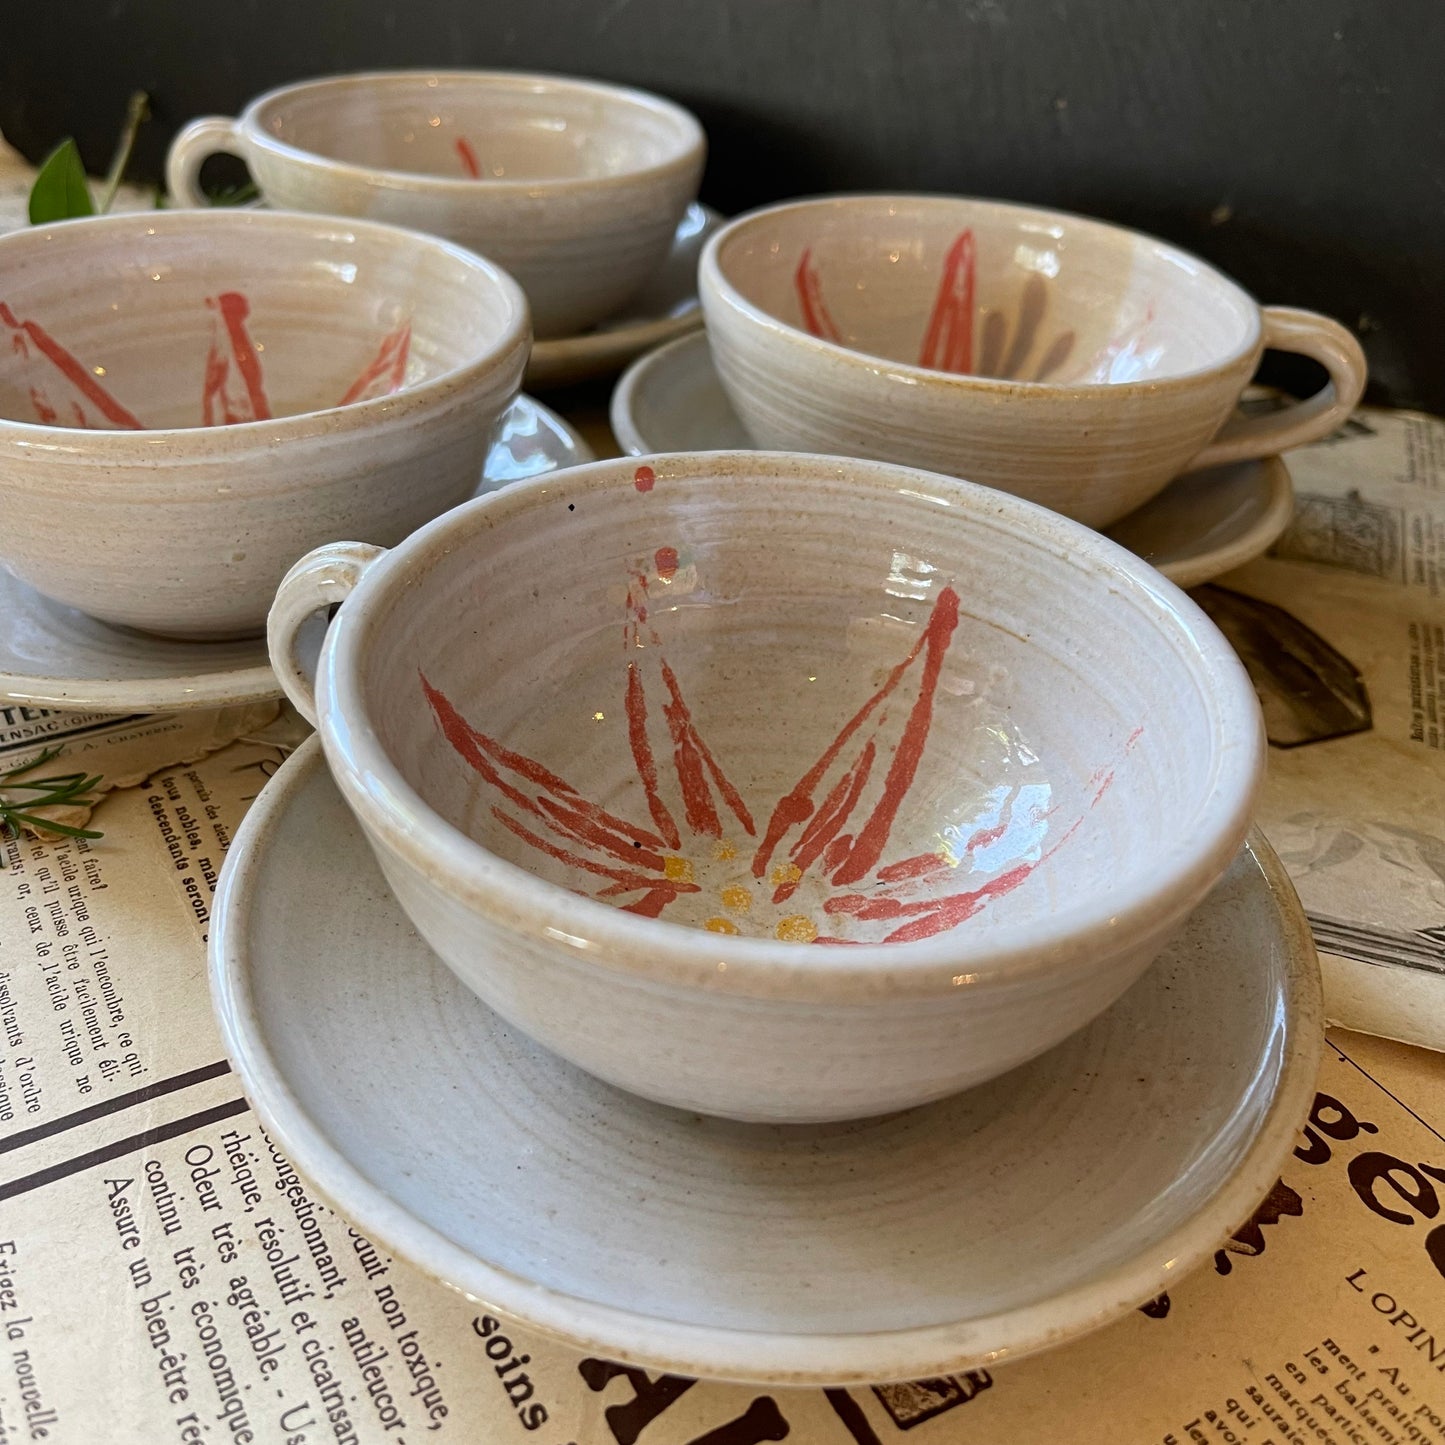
[700,194,1366,527]
[268,451,1265,1123]
[0,209,529,639]
[167,71,706,339]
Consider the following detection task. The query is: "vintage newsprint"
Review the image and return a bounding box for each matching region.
[1213,406,1445,1051]
[0,716,1444,1444]
[0,703,281,835]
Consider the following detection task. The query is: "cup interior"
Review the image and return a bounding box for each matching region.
[254,73,698,185]
[340,455,1244,950]
[0,213,523,431]
[713,197,1258,385]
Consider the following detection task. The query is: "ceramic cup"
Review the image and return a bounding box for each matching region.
[699,195,1368,528]
[267,451,1264,1123]
[0,209,529,640]
[167,71,706,339]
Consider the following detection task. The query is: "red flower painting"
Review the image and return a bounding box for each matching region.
[794,231,1080,383]
[422,543,1131,946]
[1,293,410,430]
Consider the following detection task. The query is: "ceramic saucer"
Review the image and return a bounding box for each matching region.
[0,395,588,712]
[477,390,593,491]
[211,737,1322,1385]
[524,204,721,389]
[612,332,1296,589]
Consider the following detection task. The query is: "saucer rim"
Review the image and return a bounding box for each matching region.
[210,735,1323,1385]
[0,393,585,713]
[610,329,1296,589]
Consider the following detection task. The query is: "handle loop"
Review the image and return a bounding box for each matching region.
[1188,306,1368,470]
[266,542,384,725]
[165,116,245,207]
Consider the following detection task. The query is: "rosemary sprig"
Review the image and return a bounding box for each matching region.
[0,744,104,840]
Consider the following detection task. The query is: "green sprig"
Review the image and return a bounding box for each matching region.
[28,89,151,224]
[0,744,105,840]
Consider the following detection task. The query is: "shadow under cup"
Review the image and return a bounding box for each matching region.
[0,211,528,640]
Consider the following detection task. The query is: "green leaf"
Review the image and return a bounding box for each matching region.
[28,138,95,224]
[0,812,103,840]
[0,742,105,839]
[0,743,64,781]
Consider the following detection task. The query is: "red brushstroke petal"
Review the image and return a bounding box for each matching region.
[626,661,683,851]
[423,673,670,878]
[492,807,697,896]
[880,862,1037,943]
[202,344,236,426]
[659,660,756,839]
[918,229,976,373]
[794,248,843,343]
[822,833,853,874]
[207,291,271,422]
[774,740,876,905]
[829,587,960,885]
[0,301,143,429]
[661,677,723,838]
[455,137,482,178]
[338,321,412,407]
[875,851,950,883]
[634,464,656,492]
[619,888,677,918]
[753,585,960,883]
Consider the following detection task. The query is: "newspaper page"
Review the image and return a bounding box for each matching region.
[1206,407,1445,1052]
[0,704,280,835]
[2,729,1445,1444]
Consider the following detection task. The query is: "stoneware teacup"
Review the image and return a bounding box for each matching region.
[267,451,1264,1123]
[0,209,529,640]
[699,195,1368,528]
[167,71,706,339]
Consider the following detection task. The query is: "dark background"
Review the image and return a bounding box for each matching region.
[4,0,1440,409]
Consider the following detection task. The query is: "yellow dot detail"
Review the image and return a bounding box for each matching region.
[719,885,752,913]
[770,862,803,888]
[712,839,738,861]
[775,915,818,943]
[663,856,695,883]
[705,917,739,935]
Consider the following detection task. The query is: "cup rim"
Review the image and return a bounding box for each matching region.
[700,192,1265,395]
[240,68,707,197]
[0,207,531,449]
[310,450,1265,998]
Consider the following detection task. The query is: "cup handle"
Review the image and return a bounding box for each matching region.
[165,116,245,208]
[267,542,385,726]
[1184,306,1367,471]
